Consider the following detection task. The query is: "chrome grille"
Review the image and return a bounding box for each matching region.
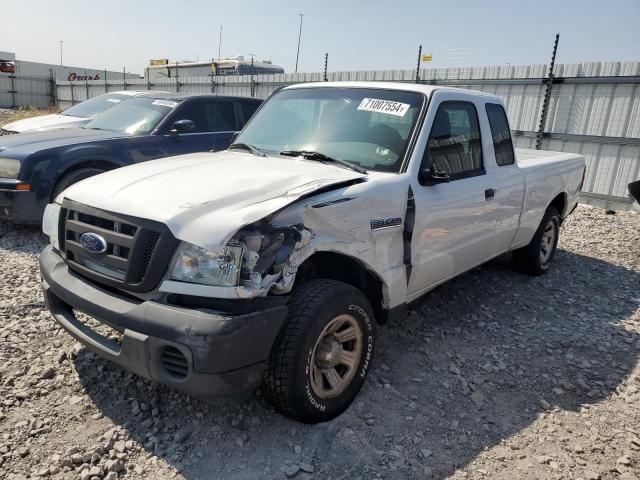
[61,200,178,293]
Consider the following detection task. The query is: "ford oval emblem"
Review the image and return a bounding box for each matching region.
[79,232,107,254]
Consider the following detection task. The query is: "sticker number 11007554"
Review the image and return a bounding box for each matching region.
[357,98,411,117]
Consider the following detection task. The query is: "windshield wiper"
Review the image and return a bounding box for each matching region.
[279,150,367,174]
[228,142,266,157]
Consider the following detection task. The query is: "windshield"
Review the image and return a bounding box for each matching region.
[62,93,139,118]
[83,97,178,135]
[234,87,424,172]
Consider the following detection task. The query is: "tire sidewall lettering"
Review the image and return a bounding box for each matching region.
[303,301,374,412]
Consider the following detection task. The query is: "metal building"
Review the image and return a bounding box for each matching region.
[146,56,284,81]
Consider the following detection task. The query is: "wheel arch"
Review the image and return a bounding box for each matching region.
[49,158,123,201]
[293,251,391,324]
[549,191,567,219]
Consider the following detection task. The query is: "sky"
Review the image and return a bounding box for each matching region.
[2,0,639,75]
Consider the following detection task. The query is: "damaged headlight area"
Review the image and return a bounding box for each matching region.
[232,224,312,292]
[170,242,244,287]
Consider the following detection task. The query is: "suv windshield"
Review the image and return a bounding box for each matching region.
[62,93,139,118]
[83,97,178,135]
[234,87,424,172]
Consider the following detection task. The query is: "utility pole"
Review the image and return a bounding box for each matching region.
[536,33,560,150]
[59,41,63,66]
[251,56,255,97]
[295,13,303,73]
[415,45,422,83]
[323,53,328,81]
[175,62,179,92]
[218,25,223,60]
[248,54,256,97]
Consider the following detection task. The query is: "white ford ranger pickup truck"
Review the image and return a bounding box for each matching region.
[39,82,586,423]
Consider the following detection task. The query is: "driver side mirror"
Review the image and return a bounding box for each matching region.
[170,119,196,135]
[419,167,451,186]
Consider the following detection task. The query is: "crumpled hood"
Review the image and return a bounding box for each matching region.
[3,114,88,133]
[62,150,366,249]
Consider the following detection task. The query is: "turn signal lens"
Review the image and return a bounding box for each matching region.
[15,183,31,191]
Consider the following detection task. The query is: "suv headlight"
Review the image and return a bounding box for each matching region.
[170,242,243,287]
[0,157,21,179]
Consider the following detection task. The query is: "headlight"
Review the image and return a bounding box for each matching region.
[170,242,243,287]
[42,203,61,251]
[0,157,21,179]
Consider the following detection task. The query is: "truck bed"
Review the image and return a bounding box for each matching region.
[510,148,585,249]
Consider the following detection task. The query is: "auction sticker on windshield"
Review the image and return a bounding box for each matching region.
[357,98,410,117]
[152,99,178,108]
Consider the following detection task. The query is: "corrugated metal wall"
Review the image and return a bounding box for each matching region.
[0,73,54,108]
[53,61,640,205]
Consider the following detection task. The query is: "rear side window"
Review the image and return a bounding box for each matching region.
[485,103,515,166]
[206,101,235,131]
[423,101,483,179]
[241,101,260,124]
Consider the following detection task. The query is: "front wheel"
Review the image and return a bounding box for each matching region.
[262,279,376,423]
[513,206,560,276]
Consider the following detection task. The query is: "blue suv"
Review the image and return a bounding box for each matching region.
[0,93,262,224]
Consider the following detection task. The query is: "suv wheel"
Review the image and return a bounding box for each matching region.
[263,279,376,423]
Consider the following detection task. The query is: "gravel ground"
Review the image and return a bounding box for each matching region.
[0,205,639,480]
[0,108,55,126]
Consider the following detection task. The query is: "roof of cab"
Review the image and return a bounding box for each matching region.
[284,81,502,101]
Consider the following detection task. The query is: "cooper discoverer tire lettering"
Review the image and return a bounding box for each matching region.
[262,279,376,423]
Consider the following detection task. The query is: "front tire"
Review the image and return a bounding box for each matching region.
[513,206,560,276]
[263,279,376,423]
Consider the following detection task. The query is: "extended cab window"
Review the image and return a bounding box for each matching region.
[485,103,515,166]
[423,101,483,179]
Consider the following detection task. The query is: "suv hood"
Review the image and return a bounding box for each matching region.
[0,127,124,158]
[3,114,88,133]
[62,150,366,249]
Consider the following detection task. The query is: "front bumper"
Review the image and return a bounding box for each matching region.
[39,245,288,399]
[0,179,43,224]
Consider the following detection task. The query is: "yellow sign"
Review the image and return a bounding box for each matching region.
[422,54,433,62]
[149,59,169,66]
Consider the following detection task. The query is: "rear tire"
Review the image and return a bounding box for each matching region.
[513,206,560,276]
[263,279,376,423]
[52,168,105,200]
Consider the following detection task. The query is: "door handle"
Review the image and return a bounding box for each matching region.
[485,188,496,199]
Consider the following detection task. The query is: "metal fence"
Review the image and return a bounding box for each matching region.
[0,73,55,108]
[54,61,640,207]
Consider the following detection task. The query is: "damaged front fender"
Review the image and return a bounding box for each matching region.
[160,173,410,309]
